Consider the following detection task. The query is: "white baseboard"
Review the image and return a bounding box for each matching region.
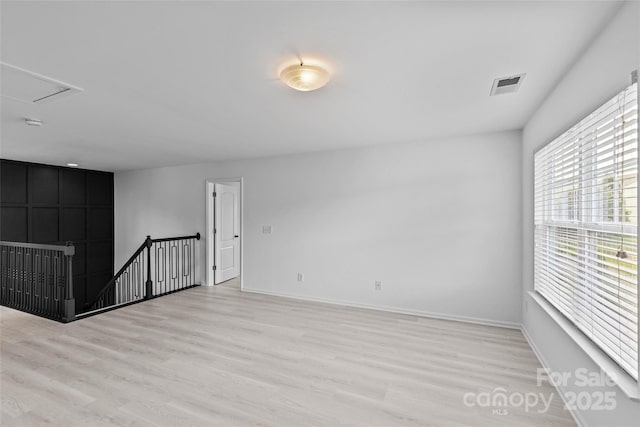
[242,287,520,329]
[521,326,585,427]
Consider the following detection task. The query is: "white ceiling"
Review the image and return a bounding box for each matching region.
[0,1,622,171]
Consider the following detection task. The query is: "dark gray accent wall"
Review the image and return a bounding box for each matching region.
[0,159,114,313]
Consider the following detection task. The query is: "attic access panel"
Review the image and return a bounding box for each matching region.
[1,62,84,104]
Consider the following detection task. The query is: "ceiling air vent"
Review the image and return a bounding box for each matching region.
[490,73,526,96]
[0,62,84,104]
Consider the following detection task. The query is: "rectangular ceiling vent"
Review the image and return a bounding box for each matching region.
[1,62,84,104]
[490,73,526,96]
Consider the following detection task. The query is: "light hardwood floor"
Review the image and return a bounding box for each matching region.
[1,279,576,426]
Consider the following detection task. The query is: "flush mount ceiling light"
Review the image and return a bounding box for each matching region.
[280,62,330,92]
[67,163,79,167]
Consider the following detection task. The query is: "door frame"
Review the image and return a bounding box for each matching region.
[205,177,243,289]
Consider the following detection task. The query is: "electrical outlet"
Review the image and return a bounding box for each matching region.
[297,273,304,282]
[375,280,382,291]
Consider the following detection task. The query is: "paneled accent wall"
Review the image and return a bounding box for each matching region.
[0,159,114,312]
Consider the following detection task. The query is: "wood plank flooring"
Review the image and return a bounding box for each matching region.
[1,279,576,426]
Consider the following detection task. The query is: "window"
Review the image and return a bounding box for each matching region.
[534,82,639,380]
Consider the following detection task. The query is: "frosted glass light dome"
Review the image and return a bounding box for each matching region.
[280,63,330,92]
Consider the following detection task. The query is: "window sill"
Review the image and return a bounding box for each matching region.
[528,291,640,401]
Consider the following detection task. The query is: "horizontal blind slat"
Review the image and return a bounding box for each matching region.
[534,82,638,380]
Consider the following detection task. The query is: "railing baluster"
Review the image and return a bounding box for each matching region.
[36,249,41,313]
[138,254,143,298]
[146,235,152,300]
[44,249,49,313]
[39,249,44,313]
[190,238,194,287]
[25,249,30,311]
[181,242,185,290]
[53,253,58,312]
[171,242,176,292]
[16,248,22,308]
[11,248,16,308]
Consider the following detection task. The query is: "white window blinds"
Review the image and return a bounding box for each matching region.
[534,82,639,380]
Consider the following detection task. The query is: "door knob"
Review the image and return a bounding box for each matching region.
[234,235,239,238]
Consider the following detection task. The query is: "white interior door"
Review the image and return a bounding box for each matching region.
[214,183,240,284]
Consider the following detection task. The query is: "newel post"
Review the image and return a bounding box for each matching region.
[145,235,153,299]
[63,241,76,322]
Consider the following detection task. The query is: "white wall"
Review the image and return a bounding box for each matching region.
[522,2,640,425]
[116,130,522,326]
